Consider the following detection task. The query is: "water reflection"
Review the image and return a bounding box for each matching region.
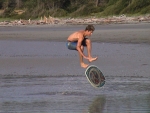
[88,96,106,113]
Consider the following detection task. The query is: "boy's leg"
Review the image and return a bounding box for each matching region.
[67,41,77,50]
[78,46,89,68]
[85,39,98,62]
[67,41,89,68]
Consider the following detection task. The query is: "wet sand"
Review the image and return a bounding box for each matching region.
[0,24,150,113]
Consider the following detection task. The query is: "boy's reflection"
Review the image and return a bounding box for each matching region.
[88,96,106,113]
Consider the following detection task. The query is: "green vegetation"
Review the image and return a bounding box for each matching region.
[0,0,150,19]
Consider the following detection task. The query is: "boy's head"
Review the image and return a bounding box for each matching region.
[85,25,95,31]
[85,25,95,36]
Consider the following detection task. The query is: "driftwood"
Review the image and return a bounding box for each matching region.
[0,15,150,26]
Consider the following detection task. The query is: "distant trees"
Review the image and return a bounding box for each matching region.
[0,0,103,10]
[0,0,149,18]
[96,0,100,7]
[16,0,22,8]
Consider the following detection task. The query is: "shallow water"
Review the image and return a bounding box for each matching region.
[0,40,150,113]
[0,74,150,113]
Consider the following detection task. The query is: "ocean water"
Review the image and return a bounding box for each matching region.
[0,40,150,113]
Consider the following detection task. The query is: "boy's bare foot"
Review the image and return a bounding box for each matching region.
[89,57,98,62]
[81,63,89,68]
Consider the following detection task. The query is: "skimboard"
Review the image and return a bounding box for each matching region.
[85,65,105,88]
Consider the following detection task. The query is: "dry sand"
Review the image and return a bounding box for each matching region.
[0,23,150,44]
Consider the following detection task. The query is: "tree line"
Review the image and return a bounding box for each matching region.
[0,0,150,19]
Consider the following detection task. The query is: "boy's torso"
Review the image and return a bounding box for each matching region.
[67,30,85,42]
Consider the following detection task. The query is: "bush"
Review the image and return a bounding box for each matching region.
[140,5,150,14]
[98,0,150,16]
[121,0,150,14]
[70,3,101,17]
[52,9,68,17]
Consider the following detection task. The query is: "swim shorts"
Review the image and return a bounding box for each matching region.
[66,38,87,50]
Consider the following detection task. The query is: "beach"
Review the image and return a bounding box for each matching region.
[0,23,150,113]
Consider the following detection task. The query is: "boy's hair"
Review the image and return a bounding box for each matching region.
[85,25,95,31]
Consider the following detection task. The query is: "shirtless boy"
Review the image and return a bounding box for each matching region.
[66,25,98,68]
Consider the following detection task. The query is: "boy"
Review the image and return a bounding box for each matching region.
[66,25,98,68]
